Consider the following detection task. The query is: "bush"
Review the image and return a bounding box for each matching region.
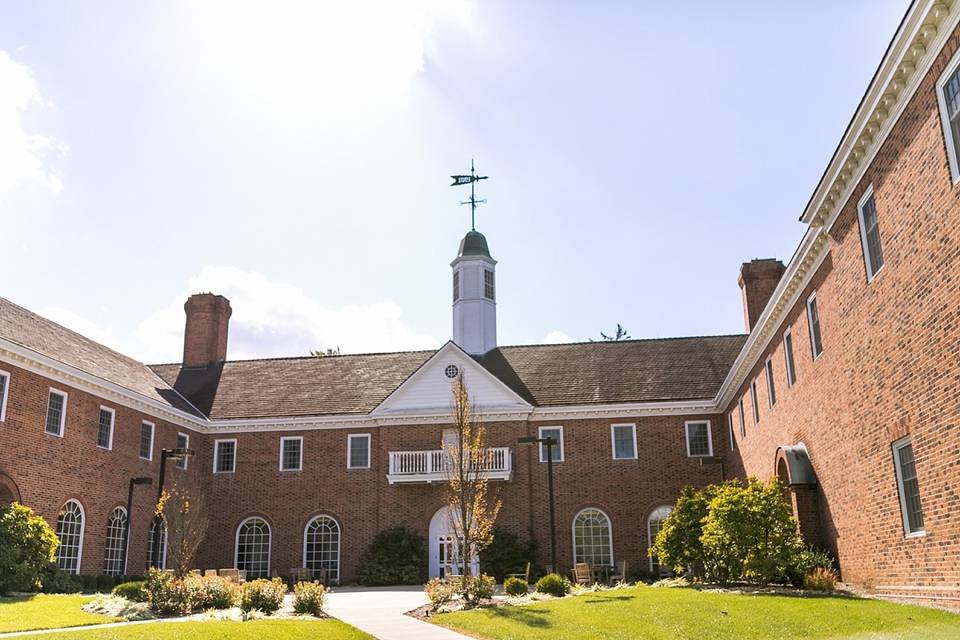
[292,581,326,616]
[0,502,59,594]
[195,575,237,610]
[458,574,495,607]
[112,580,147,602]
[535,572,570,597]
[357,526,427,586]
[95,574,117,592]
[504,576,528,597]
[479,529,536,582]
[144,569,189,615]
[803,567,838,592]
[425,577,456,610]
[650,482,731,578]
[239,578,286,615]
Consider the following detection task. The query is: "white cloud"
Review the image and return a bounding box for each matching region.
[540,330,575,344]
[132,266,440,363]
[0,50,64,201]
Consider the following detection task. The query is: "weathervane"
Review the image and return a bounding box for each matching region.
[450,159,488,231]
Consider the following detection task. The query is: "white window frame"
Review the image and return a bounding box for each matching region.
[609,423,637,460]
[139,421,154,461]
[857,186,884,283]
[0,369,9,423]
[235,516,271,578]
[684,420,713,458]
[280,436,304,472]
[538,425,564,462]
[807,291,823,360]
[727,411,736,450]
[892,436,925,538]
[303,514,341,583]
[738,399,746,438]
[750,380,760,424]
[936,48,960,183]
[347,433,371,469]
[176,432,190,469]
[571,507,614,566]
[214,438,238,474]
[56,499,85,574]
[765,357,776,407]
[97,406,115,451]
[45,388,68,437]
[647,505,673,573]
[784,328,797,388]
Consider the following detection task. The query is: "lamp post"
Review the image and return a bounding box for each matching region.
[518,435,558,573]
[149,447,194,571]
[123,477,152,576]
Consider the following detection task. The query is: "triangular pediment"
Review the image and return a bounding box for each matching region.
[371,342,532,416]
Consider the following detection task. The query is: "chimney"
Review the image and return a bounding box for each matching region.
[738,259,786,333]
[182,293,232,367]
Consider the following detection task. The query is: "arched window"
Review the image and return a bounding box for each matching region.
[572,508,612,566]
[148,518,167,570]
[304,515,340,583]
[236,517,271,579]
[647,506,673,575]
[103,507,128,576]
[55,500,84,574]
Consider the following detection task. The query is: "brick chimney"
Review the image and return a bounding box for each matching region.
[182,293,232,367]
[738,259,786,333]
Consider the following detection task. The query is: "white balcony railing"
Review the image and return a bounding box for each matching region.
[387,447,512,484]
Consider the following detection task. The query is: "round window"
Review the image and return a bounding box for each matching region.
[444,364,460,380]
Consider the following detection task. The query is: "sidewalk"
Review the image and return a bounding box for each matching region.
[324,586,474,640]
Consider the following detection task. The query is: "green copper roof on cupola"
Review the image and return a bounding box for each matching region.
[458,229,492,258]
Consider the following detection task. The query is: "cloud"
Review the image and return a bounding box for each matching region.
[540,330,575,344]
[0,50,64,201]
[132,266,440,363]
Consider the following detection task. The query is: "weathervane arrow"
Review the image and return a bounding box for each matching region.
[450,159,488,231]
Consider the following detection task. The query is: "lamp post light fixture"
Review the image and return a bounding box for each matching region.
[517,435,558,573]
[149,447,194,570]
[123,476,152,576]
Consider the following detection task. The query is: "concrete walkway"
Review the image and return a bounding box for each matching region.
[325,586,473,640]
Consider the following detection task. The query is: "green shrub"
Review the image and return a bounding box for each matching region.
[195,575,237,610]
[144,569,189,615]
[112,580,147,602]
[650,482,731,578]
[535,572,570,597]
[479,529,536,582]
[424,577,455,611]
[40,565,82,593]
[0,502,59,594]
[357,526,427,586]
[504,576,528,597]
[239,578,286,615]
[458,574,495,607]
[292,581,326,616]
[803,567,838,592]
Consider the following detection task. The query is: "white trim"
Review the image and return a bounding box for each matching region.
[727,411,736,450]
[235,516,271,577]
[280,436,304,472]
[738,398,746,438]
[892,436,925,537]
[302,514,341,583]
[937,43,960,182]
[214,438,237,474]
[806,291,823,359]
[537,425,564,462]
[0,369,9,422]
[59,499,85,575]
[783,328,797,388]
[610,423,637,460]
[571,507,613,566]
[347,433,371,469]
[857,186,885,283]
[97,406,115,451]
[139,421,154,461]
[176,432,190,469]
[684,420,713,457]
[45,387,68,437]
[764,357,776,408]
[749,380,760,424]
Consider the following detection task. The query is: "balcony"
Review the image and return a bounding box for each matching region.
[387,447,512,484]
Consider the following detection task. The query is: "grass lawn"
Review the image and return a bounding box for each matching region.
[27,619,372,639]
[0,594,120,633]
[434,585,960,640]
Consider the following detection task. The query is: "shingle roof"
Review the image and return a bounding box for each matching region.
[0,297,202,416]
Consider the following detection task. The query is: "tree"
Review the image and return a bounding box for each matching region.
[310,347,341,357]
[598,324,631,341]
[650,482,727,577]
[157,478,209,578]
[0,502,58,594]
[443,376,502,578]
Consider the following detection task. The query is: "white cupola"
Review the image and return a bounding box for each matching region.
[451,230,497,355]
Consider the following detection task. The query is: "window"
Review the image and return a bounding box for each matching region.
[453,271,460,302]
[857,188,885,282]
[139,422,154,460]
[148,518,167,569]
[765,357,776,407]
[750,380,760,424]
[484,269,495,300]
[444,364,460,380]
[304,515,340,583]
[784,328,797,387]
[892,437,925,536]
[572,508,612,566]
[55,500,84,574]
[807,292,823,359]
[103,507,127,576]
[347,434,371,469]
[176,433,189,469]
[685,420,713,457]
[648,506,673,575]
[937,53,960,181]
[727,412,736,450]
[610,423,637,460]
[538,426,564,462]
[236,517,271,578]
[45,389,67,436]
[281,436,303,471]
[97,407,115,450]
[214,439,237,473]
[0,370,9,422]
[738,398,746,438]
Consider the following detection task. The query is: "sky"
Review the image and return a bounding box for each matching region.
[0,0,909,363]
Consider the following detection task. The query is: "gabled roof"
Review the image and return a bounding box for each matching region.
[0,297,202,416]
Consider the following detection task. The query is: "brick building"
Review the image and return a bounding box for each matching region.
[1,0,959,607]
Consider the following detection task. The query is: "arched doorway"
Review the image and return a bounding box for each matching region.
[774,444,822,548]
[0,472,20,506]
[428,506,479,579]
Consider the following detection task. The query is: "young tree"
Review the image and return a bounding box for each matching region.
[157,477,209,578]
[597,324,631,341]
[443,376,502,578]
[0,502,58,594]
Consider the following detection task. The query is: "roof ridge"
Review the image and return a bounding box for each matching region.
[494,333,748,351]
[148,347,441,368]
